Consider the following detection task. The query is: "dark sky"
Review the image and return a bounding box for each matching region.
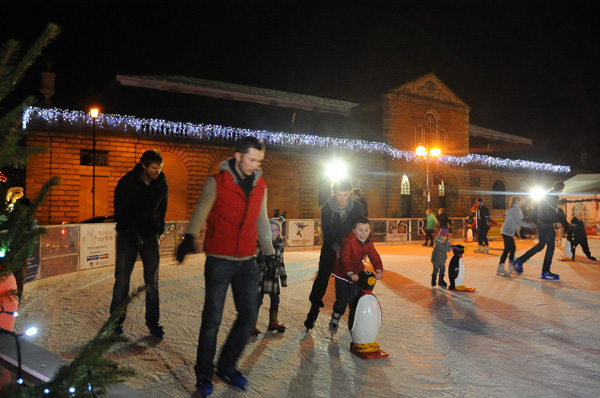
[3,0,600,157]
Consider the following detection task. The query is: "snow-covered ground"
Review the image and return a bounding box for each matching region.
[15,237,600,397]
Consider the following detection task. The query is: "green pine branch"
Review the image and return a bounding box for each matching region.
[0,23,60,102]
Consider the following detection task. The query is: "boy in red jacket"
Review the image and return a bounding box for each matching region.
[330,216,384,334]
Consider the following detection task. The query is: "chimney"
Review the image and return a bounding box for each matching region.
[40,60,56,105]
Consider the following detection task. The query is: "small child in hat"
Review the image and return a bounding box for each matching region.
[253,218,288,335]
[567,217,597,261]
[430,228,453,287]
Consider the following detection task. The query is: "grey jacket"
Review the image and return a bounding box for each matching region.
[431,236,453,265]
[500,206,531,237]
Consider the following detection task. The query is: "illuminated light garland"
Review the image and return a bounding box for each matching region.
[23,106,571,173]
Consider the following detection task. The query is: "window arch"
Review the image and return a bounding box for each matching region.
[400,175,411,217]
[401,175,410,195]
[492,180,506,210]
[425,112,437,147]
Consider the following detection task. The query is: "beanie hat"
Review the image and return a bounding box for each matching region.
[269,218,282,237]
[570,217,579,225]
[440,228,449,236]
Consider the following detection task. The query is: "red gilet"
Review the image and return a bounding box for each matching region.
[203,170,267,257]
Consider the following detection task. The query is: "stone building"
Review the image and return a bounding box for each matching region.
[23,73,570,225]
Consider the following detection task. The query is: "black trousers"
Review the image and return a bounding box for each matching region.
[308,245,336,308]
[500,234,516,264]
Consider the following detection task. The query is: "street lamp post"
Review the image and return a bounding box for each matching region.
[90,108,99,218]
[416,145,441,210]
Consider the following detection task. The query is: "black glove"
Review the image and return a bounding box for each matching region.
[265,255,277,279]
[176,233,196,263]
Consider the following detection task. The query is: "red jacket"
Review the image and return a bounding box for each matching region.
[332,231,383,281]
[203,170,267,257]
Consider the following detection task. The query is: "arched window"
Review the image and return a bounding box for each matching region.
[492,180,506,209]
[438,179,446,209]
[425,112,437,147]
[401,175,410,195]
[401,175,411,217]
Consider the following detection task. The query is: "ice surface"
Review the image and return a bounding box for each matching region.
[15,238,600,397]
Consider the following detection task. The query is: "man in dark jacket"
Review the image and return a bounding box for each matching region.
[567,217,597,261]
[304,179,364,330]
[513,181,566,280]
[109,150,168,338]
[474,197,491,253]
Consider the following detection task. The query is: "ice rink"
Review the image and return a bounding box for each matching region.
[15,237,600,397]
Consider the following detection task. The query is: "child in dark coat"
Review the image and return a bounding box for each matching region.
[330,216,383,334]
[567,217,597,261]
[431,228,453,287]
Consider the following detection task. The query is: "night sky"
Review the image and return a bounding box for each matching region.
[3,0,599,163]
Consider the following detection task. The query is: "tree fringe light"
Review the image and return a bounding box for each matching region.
[23,106,571,174]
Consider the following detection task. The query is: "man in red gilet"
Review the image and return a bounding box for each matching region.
[177,136,274,396]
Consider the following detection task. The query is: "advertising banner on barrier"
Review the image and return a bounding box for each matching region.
[288,220,314,247]
[387,219,408,242]
[159,222,177,257]
[80,224,116,269]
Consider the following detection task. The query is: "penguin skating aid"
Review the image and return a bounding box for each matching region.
[348,270,389,359]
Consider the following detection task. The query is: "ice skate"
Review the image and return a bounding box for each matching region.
[512,258,523,274]
[329,313,341,334]
[508,261,516,274]
[474,245,483,253]
[496,263,510,276]
[541,272,560,281]
[304,305,319,330]
[482,245,490,254]
[437,274,447,288]
[196,378,213,397]
[216,369,248,391]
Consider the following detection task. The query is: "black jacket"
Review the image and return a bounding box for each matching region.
[114,164,168,238]
[321,196,364,252]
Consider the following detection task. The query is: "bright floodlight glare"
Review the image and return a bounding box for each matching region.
[530,187,546,201]
[25,326,38,336]
[429,148,442,157]
[326,160,347,182]
[415,145,427,157]
[89,108,99,118]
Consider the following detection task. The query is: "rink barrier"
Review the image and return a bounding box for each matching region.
[28,215,598,284]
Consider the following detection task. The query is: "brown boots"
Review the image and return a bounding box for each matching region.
[252,310,286,336]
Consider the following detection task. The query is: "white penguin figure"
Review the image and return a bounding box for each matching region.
[348,270,388,359]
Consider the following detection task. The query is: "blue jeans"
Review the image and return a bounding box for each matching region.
[195,256,258,380]
[109,233,160,326]
[517,222,556,273]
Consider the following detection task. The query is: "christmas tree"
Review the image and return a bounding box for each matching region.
[1,24,137,398]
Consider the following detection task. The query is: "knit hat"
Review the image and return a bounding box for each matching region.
[570,217,579,225]
[269,218,282,237]
[440,228,449,236]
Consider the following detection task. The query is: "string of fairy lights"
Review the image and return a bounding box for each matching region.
[22,106,571,174]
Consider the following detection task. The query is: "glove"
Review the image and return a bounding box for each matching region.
[176,233,196,263]
[265,255,277,279]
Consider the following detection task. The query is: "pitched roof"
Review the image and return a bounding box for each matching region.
[116,75,358,116]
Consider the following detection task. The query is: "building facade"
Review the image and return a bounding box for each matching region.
[23,74,569,225]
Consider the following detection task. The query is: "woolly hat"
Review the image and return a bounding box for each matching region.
[570,217,579,225]
[440,228,449,236]
[269,218,283,236]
